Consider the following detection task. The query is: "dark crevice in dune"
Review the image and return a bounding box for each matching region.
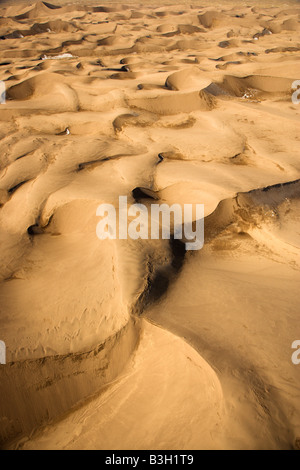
[133,238,186,316]
[27,224,43,237]
[139,263,170,307]
[266,47,300,54]
[132,187,160,202]
[27,212,54,238]
[77,158,109,171]
[56,128,70,136]
[136,178,300,316]
[77,155,129,172]
[170,238,186,271]
[8,180,31,194]
[104,66,129,72]
[157,153,164,164]
[42,2,61,10]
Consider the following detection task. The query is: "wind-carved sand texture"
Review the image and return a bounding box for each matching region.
[0,0,300,450]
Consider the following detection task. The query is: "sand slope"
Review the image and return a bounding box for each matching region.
[0,0,300,450]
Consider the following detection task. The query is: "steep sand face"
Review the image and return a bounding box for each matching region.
[20,321,224,450]
[147,182,300,450]
[0,0,299,450]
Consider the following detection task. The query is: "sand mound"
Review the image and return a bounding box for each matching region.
[3,20,77,39]
[92,5,129,13]
[33,19,77,34]
[18,321,223,450]
[15,2,62,20]
[113,113,158,133]
[97,35,127,47]
[6,73,79,112]
[110,72,139,80]
[128,90,216,115]
[157,24,177,33]
[218,39,241,48]
[198,11,224,29]
[221,74,295,98]
[179,24,205,34]
[275,8,300,18]
[7,73,66,100]
[282,18,300,31]
[165,67,211,91]
[259,20,282,34]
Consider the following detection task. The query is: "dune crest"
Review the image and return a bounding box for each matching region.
[0,0,300,451]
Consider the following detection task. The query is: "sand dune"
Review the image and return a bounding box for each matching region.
[0,0,300,451]
[165,67,211,91]
[19,321,224,450]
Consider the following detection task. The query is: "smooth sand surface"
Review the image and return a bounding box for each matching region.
[0,0,299,450]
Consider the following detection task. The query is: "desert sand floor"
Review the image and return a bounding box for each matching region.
[0,0,300,450]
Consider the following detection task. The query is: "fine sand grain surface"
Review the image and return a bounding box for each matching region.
[0,0,299,450]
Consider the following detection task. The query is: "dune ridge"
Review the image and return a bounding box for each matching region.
[0,0,299,450]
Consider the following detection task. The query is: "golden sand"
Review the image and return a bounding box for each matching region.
[0,0,300,450]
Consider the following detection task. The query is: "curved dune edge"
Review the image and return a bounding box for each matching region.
[0,317,141,447]
[0,0,299,451]
[146,182,300,450]
[16,320,224,450]
[127,90,216,115]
